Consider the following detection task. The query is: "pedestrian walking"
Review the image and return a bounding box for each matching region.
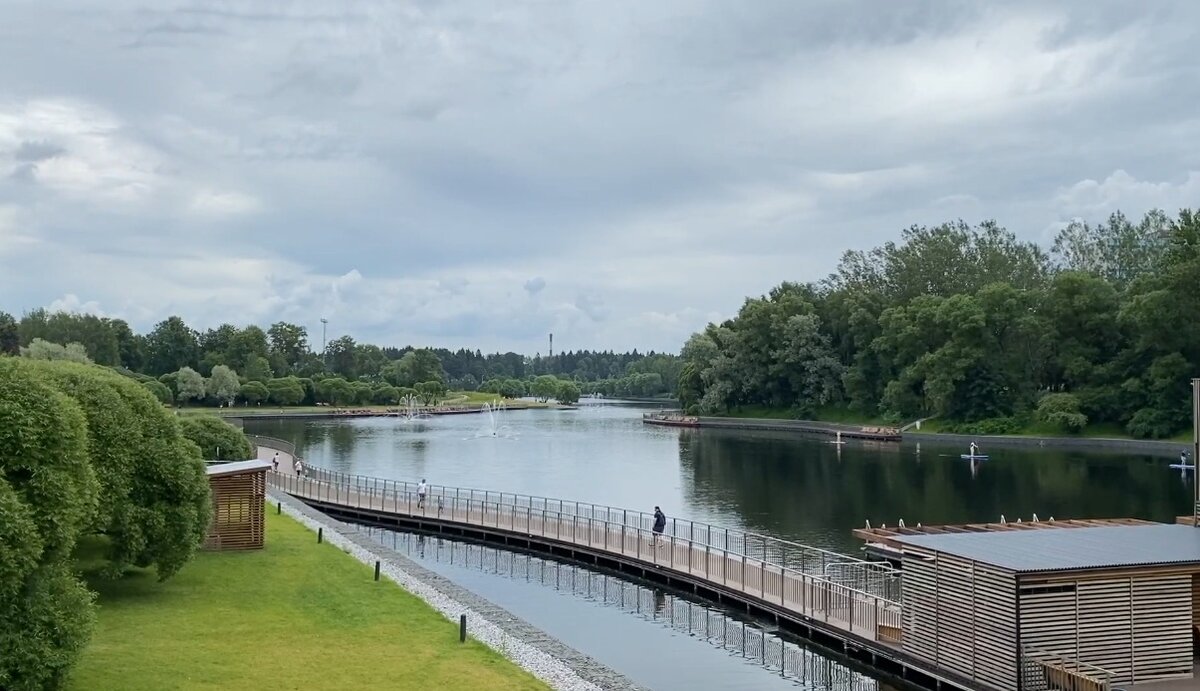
[417,479,428,509]
[651,506,666,547]
[272,452,279,472]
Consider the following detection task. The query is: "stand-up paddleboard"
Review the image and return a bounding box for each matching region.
[1169,463,1195,471]
[960,454,989,460]
[827,431,847,445]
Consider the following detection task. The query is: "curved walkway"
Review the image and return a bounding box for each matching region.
[265,468,903,648]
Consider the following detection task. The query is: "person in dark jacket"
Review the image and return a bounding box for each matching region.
[652,506,666,547]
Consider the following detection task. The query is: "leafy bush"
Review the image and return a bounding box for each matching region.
[0,359,98,690]
[947,416,1023,435]
[142,379,173,404]
[180,415,254,460]
[239,381,269,404]
[555,380,580,405]
[1126,407,1180,439]
[1035,393,1088,433]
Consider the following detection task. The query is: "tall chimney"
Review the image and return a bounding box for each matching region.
[549,333,554,359]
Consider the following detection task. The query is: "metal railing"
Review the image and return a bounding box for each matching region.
[367,528,883,690]
[246,434,297,458]
[297,463,898,592]
[268,469,903,642]
[1020,646,1113,691]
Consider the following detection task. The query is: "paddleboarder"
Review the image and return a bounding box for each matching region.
[969,442,979,458]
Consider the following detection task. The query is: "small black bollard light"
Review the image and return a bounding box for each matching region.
[277,502,281,515]
[459,614,467,643]
[317,527,323,544]
[374,561,381,581]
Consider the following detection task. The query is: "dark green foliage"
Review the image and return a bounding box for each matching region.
[20,361,211,578]
[179,415,254,461]
[680,210,1200,438]
[266,376,305,406]
[239,381,269,404]
[0,359,98,690]
[1036,393,1088,433]
[142,379,173,404]
[556,380,581,405]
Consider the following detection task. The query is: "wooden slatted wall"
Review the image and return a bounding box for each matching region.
[1192,574,1200,633]
[1019,571,1194,685]
[1131,575,1192,682]
[900,549,1017,691]
[901,548,939,665]
[204,470,266,550]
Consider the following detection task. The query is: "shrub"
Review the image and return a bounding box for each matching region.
[947,416,1022,435]
[1035,393,1088,433]
[180,415,254,461]
[142,379,173,404]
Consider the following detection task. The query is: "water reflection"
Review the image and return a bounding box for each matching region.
[364,527,899,691]
[247,404,1192,558]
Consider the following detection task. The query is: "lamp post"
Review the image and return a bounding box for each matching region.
[1193,379,1199,526]
[320,318,328,366]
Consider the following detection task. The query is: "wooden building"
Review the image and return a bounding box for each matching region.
[891,524,1200,690]
[204,459,271,550]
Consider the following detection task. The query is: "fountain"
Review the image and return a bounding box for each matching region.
[474,401,515,439]
[398,394,431,423]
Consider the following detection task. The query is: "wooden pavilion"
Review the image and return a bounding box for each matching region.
[204,459,271,550]
[890,523,1200,690]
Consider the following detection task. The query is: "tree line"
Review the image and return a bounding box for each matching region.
[0,310,679,407]
[679,210,1200,438]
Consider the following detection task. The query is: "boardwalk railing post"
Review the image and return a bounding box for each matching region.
[374,561,381,581]
[459,614,467,643]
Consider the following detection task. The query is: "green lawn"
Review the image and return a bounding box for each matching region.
[69,511,547,691]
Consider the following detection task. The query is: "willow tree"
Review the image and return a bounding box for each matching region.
[19,360,210,579]
[0,359,99,690]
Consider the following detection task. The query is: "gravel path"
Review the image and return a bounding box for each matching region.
[268,491,646,691]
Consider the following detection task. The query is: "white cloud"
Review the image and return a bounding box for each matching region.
[46,293,106,316]
[189,190,262,216]
[1054,169,1200,217]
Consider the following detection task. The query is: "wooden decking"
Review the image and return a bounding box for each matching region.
[857,517,1160,555]
[267,469,903,647]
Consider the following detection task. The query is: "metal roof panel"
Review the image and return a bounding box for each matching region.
[892,523,1200,573]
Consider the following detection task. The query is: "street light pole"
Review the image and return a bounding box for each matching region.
[320,318,328,365]
[1193,378,1199,526]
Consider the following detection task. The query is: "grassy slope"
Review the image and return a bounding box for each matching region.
[69,512,547,691]
[720,403,891,426]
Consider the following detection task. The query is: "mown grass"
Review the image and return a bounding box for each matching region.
[69,511,547,691]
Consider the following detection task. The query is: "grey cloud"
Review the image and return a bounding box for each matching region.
[2,1,1199,353]
[14,140,66,162]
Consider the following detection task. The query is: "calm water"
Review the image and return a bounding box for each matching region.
[245,402,1193,690]
[247,401,1194,555]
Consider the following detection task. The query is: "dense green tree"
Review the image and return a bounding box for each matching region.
[383,348,444,387]
[415,380,446,405]
[555,380,581,405]
[242,355,274,383]
[266,377,306,406]
[239,380,269,404]
[0,311,18,355]
[206,365,241,405]
[179,415,254,460]
[0,359,98,690]
[316,376,354,405]
[142,379,173,404]
[267,322,309,374]
[20,338,92,363]
[530,374,560,402]
[175,366,206,405]
[324,335,358,378]
[144,316,199,375]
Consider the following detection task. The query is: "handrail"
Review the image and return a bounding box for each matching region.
[301,463,896,592]
[248,433,902,596]
[1020,645,1113,691]
[267,470,903,642]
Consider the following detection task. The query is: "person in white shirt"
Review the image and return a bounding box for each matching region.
[272,452,279,471]
[417,479,428,509]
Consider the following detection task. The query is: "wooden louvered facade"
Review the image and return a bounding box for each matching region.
[204,460,270,551]
[902,548,1019,691]
[901,548,1198,690]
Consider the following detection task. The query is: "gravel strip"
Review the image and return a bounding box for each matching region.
[268,492,646,691]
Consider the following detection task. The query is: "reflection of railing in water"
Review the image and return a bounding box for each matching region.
[365,526,885,691]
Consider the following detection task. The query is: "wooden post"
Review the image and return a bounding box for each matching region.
[318,527,323,543]
[374,561,381,581]
[1194,379,1199,526]
[459,614,467,643]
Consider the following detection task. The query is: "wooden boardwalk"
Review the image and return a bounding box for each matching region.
[265,466,903,647]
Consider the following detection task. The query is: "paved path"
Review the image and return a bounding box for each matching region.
[255,445,303,476]
[266,469,902,647]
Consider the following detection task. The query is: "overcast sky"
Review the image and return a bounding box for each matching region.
[2,1,1198,354]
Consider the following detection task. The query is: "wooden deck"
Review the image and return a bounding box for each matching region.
[857,517,1161,556]
[268,469,903,646]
